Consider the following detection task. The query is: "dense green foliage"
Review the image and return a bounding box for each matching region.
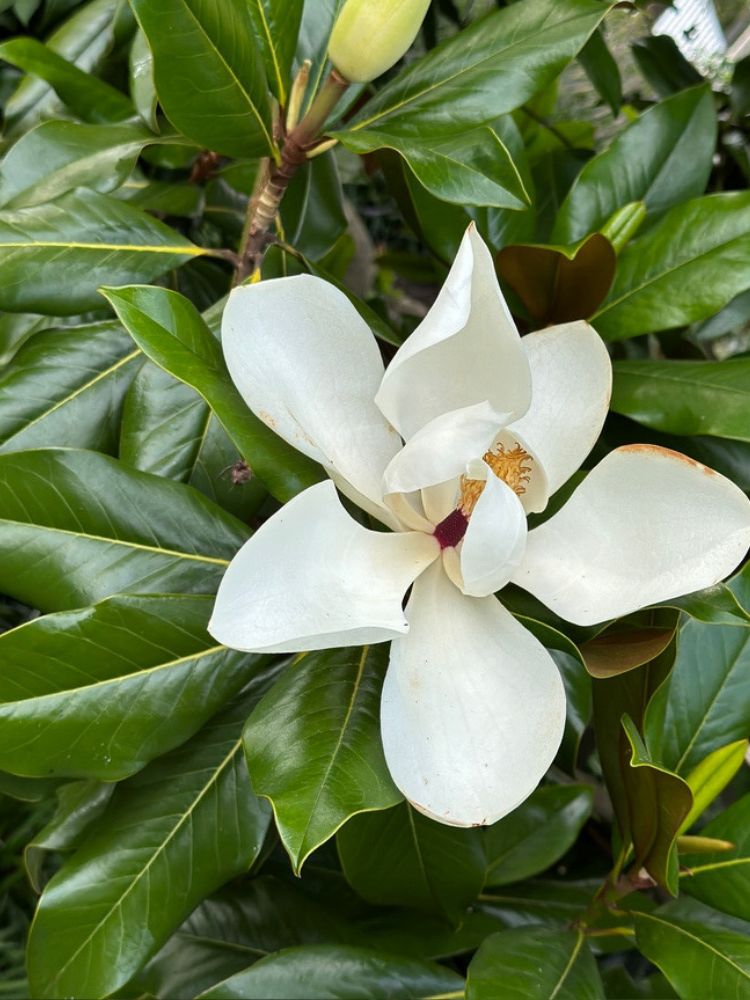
[1,1,750,997]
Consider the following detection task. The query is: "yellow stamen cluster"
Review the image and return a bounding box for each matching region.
[458,445,532,517]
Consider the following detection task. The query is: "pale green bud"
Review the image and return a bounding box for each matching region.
[328,0,431,84]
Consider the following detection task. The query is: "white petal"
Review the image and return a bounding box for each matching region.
[381,561,566,828]
[209,481,439,654]
[222,275,402,526]
[375,226,531,439]
[508,321,612,498]
[460,465,527,597]
[513,445,750,626]
[422,479,461,525]
[382,402,511,497]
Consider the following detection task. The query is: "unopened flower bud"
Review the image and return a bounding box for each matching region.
[328,0,430,84]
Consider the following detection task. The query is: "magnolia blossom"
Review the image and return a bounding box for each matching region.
[209,226,750,828]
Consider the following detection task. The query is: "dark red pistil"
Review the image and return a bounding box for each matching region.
[433,508,469,550]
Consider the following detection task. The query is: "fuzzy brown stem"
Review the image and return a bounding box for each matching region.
[237,71,349,281]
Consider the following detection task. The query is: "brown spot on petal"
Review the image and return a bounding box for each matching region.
[619,443,717,476]
[258,410,277,431]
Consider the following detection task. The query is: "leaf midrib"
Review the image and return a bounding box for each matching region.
[45,736,244,992]
[0,517,229,566]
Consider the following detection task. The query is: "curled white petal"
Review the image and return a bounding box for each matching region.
[209,481,439,654]
[381,561,566,827]
[383,401,511,497]
[376,225,531,439]
[513,445,750,625]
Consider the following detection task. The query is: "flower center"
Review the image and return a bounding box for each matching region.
[433,444,532,550]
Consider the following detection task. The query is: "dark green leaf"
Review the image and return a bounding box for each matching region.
[129,27,157,129]
[578,27,621,115]
[139,873,496,997]
[0,120,191,210]
[340,125,530,210]
[248,0,304,105]
[0,448,248,611]
[592,646,676,851]
[620,715,692,895]
[119,361,266,521]
[594,193,750,340]
[280,151,347,262]
[24,781,114,892]
[682,792,750,922]
[101,284,323,501]
[0,190,205,315]
[26,679,276,1000]
[344,0,610,137]
[466,927,604,1000]
[130,0,274,159]
[0,36,134,123]
[610,358,750,443]
[631,35,703,98]
[484,786,593,887]
[5,0,126,130]
[553,85,716,244]
[635,899,750,1000]
[645,593,750,775]
[245,645,401,874]
[337,802,486,924]
[198,944,465,1000]
[0,594,267,780]
[0,320,140,455]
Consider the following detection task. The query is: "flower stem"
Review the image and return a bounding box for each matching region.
[236,70,349,282]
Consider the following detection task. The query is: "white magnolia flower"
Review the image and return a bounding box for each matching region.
[209,226,750,828]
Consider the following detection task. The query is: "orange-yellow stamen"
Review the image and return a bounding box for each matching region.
[459,444,532,517]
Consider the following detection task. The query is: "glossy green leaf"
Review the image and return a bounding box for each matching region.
[0,448,247,611]
[644,600,750,775]
[129,27,157,129]
[24,780,114,892]
[610,358,750,443]
[660,580,750,627]
[635,900,750,1000]
[592,646,676,850]
[466,927,604,1000]
[0,320,141,454]
[680,739,748,834]
[248,0,304,105]
[682,793,750,921]
[139,874,496,997]
[620,715,692,895]
[0,594,267,780]
[553,85,716,244]
[0,36,134,123]
[0,120,191,210]
[101,284,323,501]
[0,190,205,315]
[337,802,486,924]
[344,0,610,137]
[245,645,401,874]
[280,151,348,262]
[199,944,465,1000]
[26,680,276,1000]
[484,786,593,888]
[119,360,266,521]
[130,0,274,159]
[578,27,621,115]
[594,192,750,340]
[5,0,124,130]
[340,125,530,210]
[631,35,703,98]
[478,878,600,932]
